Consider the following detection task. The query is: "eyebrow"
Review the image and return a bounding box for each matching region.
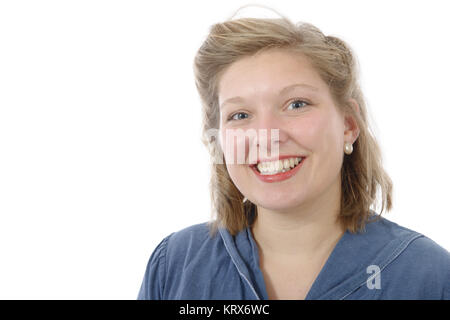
[220,83,319,109]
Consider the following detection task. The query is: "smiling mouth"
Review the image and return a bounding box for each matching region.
[250,157,304,175]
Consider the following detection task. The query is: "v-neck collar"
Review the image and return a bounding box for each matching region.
[244,221,348,300]
[220,213,423,300]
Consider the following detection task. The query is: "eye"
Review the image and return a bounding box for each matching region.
[227,112,249,122]
[287,99,310,110]
[227,99,311,122]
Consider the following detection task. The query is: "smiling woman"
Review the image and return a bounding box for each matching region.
[137,6,450,300]
[201,21,382,238]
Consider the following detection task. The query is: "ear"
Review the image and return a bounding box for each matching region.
[344,98,360,142]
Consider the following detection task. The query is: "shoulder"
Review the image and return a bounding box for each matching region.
[367,216,449,261]
[405,233,450,261]
[367,216,450,298]
[137,221,221,299]
[397,233,450,280]
[363,215,423,242]
[339,215,450,299]
[392,233,450,299]
[165,221,219,249]
[162,221,223,264]
[366,216,450,268]
[143,221,222,267]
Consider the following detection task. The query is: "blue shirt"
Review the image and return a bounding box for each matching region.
[137,214,450,300]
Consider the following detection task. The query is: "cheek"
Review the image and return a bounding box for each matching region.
[288,114,324,144]
[220,128,252,165]
[289,112,343,151]
[224,159,250,197]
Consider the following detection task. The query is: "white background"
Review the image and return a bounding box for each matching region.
[0,0,449,299]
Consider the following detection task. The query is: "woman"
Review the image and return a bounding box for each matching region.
[137,14,450,300]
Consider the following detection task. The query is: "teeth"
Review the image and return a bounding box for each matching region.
[256,157,303,175]
[276,161,283,171]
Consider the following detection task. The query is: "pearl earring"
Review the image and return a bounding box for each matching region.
[344,142,353,155]
[242,197,248,203]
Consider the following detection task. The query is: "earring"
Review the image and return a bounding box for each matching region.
[242,197,248,203]
[344,142,353,155]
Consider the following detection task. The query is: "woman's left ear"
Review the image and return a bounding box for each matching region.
[349,98,360,115]
[344,98,360,141]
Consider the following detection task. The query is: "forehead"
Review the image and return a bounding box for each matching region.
[218,49,327,101]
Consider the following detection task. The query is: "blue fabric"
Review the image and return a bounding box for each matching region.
[137,214,450,300]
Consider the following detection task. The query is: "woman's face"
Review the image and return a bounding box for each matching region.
[217,49,359,212]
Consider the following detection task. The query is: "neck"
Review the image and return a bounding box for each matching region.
[250,181,345,258]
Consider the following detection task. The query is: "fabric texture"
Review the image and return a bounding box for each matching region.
[137,213,450,300]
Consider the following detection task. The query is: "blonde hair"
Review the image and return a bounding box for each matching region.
[193,10,393,237]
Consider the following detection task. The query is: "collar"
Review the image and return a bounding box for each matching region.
[219,212,422,300]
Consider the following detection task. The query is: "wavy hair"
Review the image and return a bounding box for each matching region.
[193,9,393,237]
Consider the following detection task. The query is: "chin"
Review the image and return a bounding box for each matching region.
[253,193,307,211]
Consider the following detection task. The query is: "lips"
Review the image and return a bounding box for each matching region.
[249,156,306,183]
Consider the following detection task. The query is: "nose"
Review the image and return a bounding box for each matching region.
[251,111,288,159]
[220,110,289,165]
